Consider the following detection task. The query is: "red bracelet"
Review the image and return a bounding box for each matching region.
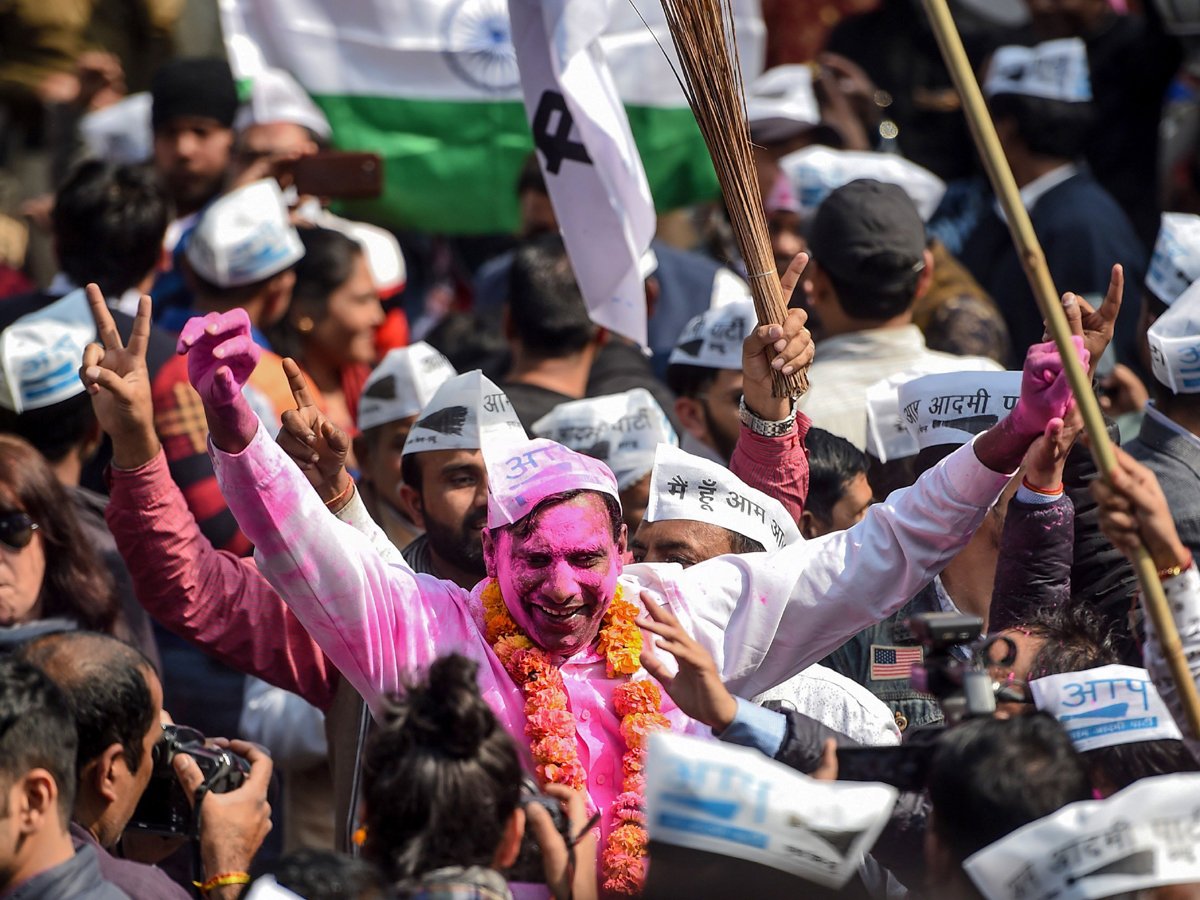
[1021,476,1063,496]
[1158,550,1194,581]
[325,476,355,509]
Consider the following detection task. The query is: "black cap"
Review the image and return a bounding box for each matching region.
[151,58,239,131]
[807,179,927,291]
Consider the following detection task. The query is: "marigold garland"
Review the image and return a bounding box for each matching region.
[481,579,671,896]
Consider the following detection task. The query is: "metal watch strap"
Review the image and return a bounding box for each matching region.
[738,396,797,437]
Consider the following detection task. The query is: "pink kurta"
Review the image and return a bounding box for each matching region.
[210,425,1011,885]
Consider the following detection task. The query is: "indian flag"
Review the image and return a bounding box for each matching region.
[219,0,764,234]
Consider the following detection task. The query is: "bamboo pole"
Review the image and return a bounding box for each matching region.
[919,0,1200,739]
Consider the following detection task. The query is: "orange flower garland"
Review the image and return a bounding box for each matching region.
[481,580,670,896]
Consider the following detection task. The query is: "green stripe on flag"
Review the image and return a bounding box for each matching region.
[313,95,718,234]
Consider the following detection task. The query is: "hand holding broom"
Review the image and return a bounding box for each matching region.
[659,0,809,399]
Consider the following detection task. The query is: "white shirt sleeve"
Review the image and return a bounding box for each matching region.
[1144,565,1200,761]
[635,435,1012,698]
[238,676,328,771]
[333,484,407,567]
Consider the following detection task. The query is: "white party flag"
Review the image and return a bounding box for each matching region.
[508,0,656,346]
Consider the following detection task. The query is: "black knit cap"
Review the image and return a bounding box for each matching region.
[808,179,927,291]
[151,58,239,131]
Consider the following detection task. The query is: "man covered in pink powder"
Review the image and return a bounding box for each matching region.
[84,295,1085,896]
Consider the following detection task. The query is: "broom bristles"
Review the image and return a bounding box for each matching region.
[660,0,807,398]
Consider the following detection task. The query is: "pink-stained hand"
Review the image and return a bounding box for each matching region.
[1007,337,1089,436]
[974,337,1089,475]
[176,310,261,452]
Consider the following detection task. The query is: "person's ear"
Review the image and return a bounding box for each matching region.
[263,269,297,327]
[645,275,661,321]
[502,304,515,343]
[352,435,371,477]
[80,417,105,464]
[494,807,526,870]
[483,528,498,579]
[913,248,935,302]
[674,397,709,444]
[594,326,609,348]
[18,768,60,834]
[92,743,127,803]
[800,509,822,541]
[616,522,628,559]
[397,483,425,528]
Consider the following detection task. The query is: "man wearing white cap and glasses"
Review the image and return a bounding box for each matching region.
[156,260,1087,892]
[961,37,1144,365]
[352,343,457,551]
[532,388,676,533]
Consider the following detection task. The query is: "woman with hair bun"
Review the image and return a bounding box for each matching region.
[361,654,597,900]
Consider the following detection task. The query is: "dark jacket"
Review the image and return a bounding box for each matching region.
[1127,411,1200,561]
[821,587,943,734]
[1,845,130,900]
[960,167,1146,367]
[68,824,188,900]
[989,493,1075,635]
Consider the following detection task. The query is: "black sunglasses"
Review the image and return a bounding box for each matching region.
[0,512,37,552]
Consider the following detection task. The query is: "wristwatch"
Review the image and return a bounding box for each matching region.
[738,396,798,437]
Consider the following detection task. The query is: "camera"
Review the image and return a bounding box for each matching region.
[508,778,573,884]
[126,724,251,837]
[839,613,1021,790]
[904,612,998,724]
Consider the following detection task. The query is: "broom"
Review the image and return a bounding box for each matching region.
[658,0,808,399]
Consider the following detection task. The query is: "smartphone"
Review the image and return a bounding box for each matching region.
[292,152,384,199]
[836,743,935,793]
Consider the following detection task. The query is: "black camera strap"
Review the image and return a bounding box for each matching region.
[189,783,212,891]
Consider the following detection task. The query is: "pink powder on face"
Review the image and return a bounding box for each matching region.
[494,494,622,657]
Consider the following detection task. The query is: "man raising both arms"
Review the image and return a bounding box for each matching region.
[85,285,1083,895]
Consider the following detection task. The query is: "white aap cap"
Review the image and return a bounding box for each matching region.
[234,67,332,139]
[531,388,677,491]
[340,219,406,296]
[646,732,897,890]
[1145,212,1200,307]
[1030,664,1183,753]
[709,268,753,310]
[79,92,153,165]
[244,875,305,900]
[0,289,96,414]
[778,145,947,222]
[865,359,1010,462]
[668,300,755,371]
[645,443,801,552]
[357,342,456,432]
[897,370,1023,452]
[1148,278,1200,392]
[983,38,1092,103]
[963,773,1200,900]
[401,370,525,457]
[484,437,621,528]
[186,179,305,288]
[745,65,820,145]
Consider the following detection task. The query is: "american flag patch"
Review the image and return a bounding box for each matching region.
[870,645,923,681]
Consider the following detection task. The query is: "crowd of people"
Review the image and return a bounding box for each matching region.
[5,0,1200,898]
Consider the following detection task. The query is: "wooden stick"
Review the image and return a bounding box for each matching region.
[919,0,1200,739]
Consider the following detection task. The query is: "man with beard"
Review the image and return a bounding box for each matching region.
[665,300,754,464]
[162,291,1084,891]
[89,288,524,851]
[150,58,237,237]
